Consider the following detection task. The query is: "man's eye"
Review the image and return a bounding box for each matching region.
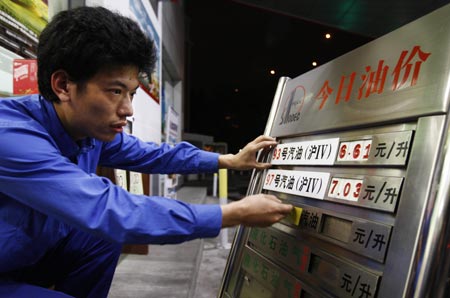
[112,89,122,95]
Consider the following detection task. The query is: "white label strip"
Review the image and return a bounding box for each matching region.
[263,169,330,200]
[271,138,339,165]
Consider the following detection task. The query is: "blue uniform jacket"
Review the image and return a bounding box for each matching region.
[0,95,222,272]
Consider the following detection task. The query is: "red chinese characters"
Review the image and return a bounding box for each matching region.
[315,45,431,110]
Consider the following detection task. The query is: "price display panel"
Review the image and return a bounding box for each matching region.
[335,131,413,166]
[327,175,404,212]
[277,205,391,262]
[264,170,404,212]
[271,131,413,167]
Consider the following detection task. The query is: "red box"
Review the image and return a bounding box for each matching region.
[13,59,38,95]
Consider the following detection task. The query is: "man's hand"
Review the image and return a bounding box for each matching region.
[221,194,293,228]
[218,135,277,170]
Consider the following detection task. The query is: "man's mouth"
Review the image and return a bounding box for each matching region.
[111,121,127,132]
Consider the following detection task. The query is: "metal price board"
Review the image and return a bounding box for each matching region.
[219,4,450,298]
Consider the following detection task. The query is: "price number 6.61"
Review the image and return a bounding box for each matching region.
[337,140,372,161]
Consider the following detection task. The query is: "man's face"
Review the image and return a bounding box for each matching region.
[60,65,140,142]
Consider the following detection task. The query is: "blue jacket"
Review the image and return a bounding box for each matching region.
[0,94,222,272]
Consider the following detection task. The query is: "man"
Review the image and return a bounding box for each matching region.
[0,6,292,298]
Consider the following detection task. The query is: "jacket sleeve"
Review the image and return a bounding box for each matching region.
[0,126,222,244]
[98,132,220,174]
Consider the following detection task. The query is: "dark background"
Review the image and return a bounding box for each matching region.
[184,0,373,153]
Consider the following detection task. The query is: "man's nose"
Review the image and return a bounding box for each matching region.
[118,95,134,117]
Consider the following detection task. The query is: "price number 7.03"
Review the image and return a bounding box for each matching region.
[328,177,363,201]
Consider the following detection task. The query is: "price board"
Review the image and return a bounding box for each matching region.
[219,5,450,298]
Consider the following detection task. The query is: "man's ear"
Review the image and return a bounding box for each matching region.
[51,70,72,102]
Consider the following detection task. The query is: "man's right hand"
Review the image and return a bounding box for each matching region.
[220,194,293,228]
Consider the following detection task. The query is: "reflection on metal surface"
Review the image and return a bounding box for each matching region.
[309,255,340,288]
[321,215,352,243]
[240,248,331,298]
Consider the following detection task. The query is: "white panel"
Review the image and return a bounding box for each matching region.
[0,47,22,96]
[132,88,161,144]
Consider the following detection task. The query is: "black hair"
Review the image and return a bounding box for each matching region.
[37,6,156,102]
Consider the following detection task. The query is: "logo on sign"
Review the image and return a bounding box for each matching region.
[279,85,305,125]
